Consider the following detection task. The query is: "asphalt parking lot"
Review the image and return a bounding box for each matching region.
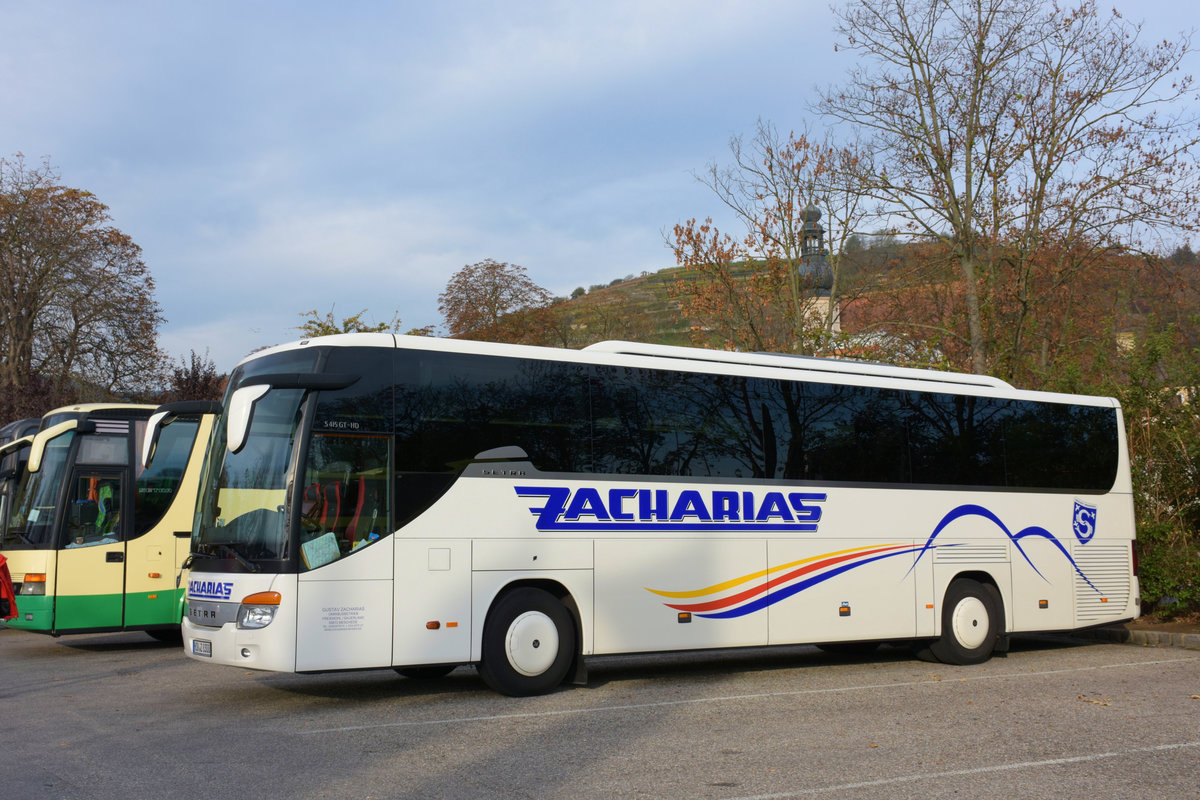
[3,628,1198,799]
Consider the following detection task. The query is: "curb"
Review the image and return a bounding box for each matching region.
[1071,625,1200,650]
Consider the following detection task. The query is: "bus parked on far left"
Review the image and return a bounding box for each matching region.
[1,403,214,640]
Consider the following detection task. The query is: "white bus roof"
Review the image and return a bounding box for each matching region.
[247,333,1118,404]
[582,340,1013,390]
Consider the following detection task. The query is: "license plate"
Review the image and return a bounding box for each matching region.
[192,639,212,657]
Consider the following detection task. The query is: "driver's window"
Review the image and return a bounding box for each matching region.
[64,471,123,548]
[299,433,390,570]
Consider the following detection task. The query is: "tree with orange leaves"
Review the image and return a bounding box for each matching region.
[0,154,163,419]
[438,259,553,343]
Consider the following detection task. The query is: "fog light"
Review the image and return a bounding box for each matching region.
[241,648,251,658]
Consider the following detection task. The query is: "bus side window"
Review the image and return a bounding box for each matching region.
[133,418,199,535]
[300,434,390,567]
[64,474,122,547]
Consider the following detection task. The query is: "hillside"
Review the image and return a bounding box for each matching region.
[547,261,769,350]
[549,265,693,347]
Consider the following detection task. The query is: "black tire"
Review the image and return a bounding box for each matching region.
[817,641,880,658]
[478,587,576,697]
[929,579,1002,666]
[395,665,456,680]
[146,627,183,644]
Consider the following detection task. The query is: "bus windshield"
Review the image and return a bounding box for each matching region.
[194,386,305,565]
[3,431,75,549]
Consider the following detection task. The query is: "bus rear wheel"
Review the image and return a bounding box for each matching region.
[478,587,575,697]
[930,579,1001,666]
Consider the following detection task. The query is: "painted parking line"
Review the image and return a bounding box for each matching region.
[717,741,1200,799]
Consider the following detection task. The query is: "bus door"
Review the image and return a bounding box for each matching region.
[294,431,395,671]
[54,467,128,631]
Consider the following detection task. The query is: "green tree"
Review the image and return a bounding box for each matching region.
[0,154,164,419]
[1108,327,1200,615]
[298,306,411,337]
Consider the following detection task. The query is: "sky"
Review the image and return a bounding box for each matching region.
[2,1,1196,374]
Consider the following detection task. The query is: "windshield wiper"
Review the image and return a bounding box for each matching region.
[181,551,216,571]
[189,541,261,573]
[8,530,36,546]
[194,540,261,573]
[217,543,260,573]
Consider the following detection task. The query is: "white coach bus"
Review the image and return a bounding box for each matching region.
[170,334,1138,695]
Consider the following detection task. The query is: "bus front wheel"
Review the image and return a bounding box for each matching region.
[478,587,576,697]
[930,579,1001,666]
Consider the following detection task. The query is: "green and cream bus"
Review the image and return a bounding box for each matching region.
[1,403,214,639]
[173,334,1138,695]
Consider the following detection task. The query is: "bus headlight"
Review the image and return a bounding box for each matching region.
[236,591,281,629]
[19,574,46,595]
[237,606,276,629]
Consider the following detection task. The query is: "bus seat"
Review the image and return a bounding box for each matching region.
[322,482,343,531]
[302,482,344,533]
[344,475,367,547]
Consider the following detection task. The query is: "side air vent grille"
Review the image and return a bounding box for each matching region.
[1074,545,1131,623]
[934,544,1009,564]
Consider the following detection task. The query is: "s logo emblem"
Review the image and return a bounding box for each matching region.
[1072,501,1097,544]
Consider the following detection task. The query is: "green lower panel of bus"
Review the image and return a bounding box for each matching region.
[2,594,54,631]
[2,589,183,633]
[124,588,185,628]
[52,592,124,631]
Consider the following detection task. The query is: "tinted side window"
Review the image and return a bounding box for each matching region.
[385,348,1119,494]
[313,347,394,434]
[797,383,907,483]
[1004,402,1117,490]
[904,393,1008,487]
[133,418,199,536]
[591,366,754,478]
[394,352,590,474]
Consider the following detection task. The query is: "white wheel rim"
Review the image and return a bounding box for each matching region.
[950,596,989,650]
[505,610,559,677]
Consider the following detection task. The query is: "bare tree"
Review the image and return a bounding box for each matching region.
[162,349,225,402]
[673,122,873,352]
[821,0,1200,377]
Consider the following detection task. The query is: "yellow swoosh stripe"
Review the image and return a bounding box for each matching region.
[645,543,900,598]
